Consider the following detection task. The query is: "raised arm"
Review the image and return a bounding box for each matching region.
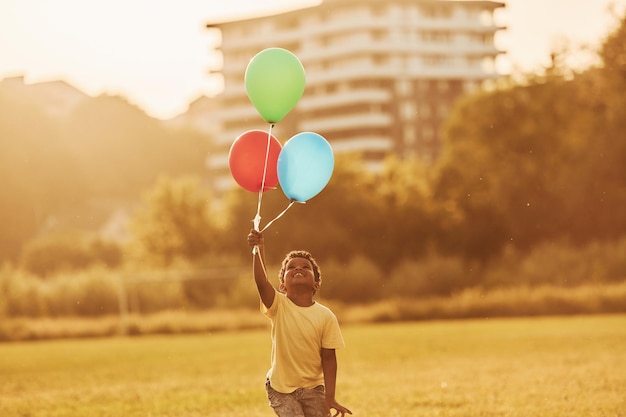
[247,229,275,309]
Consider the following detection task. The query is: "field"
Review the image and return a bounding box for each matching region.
[1,314,625,417]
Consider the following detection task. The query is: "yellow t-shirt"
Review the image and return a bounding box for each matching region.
[262,291,345,393]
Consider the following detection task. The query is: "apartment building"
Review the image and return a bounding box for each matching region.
[206,0,505,191]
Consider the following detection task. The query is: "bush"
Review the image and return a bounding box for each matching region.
[384,254,472,298]
[118,270,187,314]
[2,237,625,322]
[19,233,122,277]
[64,270,120,316]
[0,268,43,317]
[0,267,187,318]
[181,271,237,309]
[484,237,626,288]
[223,273,260,309]
[341,282,626,323]
[321,256,384,303]
[0,268,122,317]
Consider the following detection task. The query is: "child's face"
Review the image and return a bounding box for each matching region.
[282,257,318,292]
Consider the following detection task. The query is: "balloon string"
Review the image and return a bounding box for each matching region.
[252,123,274,255]
[260,201,296,233]
[252,201,297,274]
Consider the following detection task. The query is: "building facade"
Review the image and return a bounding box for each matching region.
[207,0,505,191]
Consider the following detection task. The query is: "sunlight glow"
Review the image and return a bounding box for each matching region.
[0,0,624,119]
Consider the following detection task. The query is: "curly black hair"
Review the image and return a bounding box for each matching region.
[278,250,322,285]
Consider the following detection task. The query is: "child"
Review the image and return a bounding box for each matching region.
[247,229,352,417]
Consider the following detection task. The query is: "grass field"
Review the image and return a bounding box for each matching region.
[1,314,625,417]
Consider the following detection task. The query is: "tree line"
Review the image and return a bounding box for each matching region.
[4,12,626,285]
[0,88,211,263]
[130,12,626,275]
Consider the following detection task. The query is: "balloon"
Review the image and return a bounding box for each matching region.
[277,132,334,202]
[229,130,282,192]
[245,48,306,124]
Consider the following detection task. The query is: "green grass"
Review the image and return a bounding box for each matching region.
[1,315,625,417]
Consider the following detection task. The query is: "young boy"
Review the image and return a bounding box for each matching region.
[247,229,352,417]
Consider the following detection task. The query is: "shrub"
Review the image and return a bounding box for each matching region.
[181,271,237,309]
[19,233,122,277]
[223,273,259,309]
[384,254,471,298]
[120,271,187,314]
[2,236,625,323]
[484,237,626,288]
[321,256,384,303]
[9,268,122,317]
[0,267,187,318]
[66,269,120,316]
[0,268,49,317]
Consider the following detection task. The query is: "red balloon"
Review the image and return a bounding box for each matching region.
[228,130,282,192]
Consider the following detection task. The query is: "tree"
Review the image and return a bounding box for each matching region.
[0,85,214,265]
[586,10,626,240]
[0,86,81,261]
[19,233,122,277]
[214,154,386,267]
[432,9,626,260]
[129,176,216,266]
[216,153,443,271]
[362,154,443,270]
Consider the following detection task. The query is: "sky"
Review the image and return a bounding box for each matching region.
[0,0,624,120]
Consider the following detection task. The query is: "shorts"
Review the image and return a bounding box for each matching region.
[265,379,327,417]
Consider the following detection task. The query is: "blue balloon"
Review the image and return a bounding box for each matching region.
[277,132,334,202]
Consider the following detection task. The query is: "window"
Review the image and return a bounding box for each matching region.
[463,80,481,93]
[401,101,416,119]
[372,3,387,16]
[467,56,482,67]
[437,103,449,117]
[422,126,435,142]
[482,57,495,73]
[423,55,442,66]
[421,31,452,42]
[371,29,386,41]
[373,54,389,66]
[396,80,412,96]
[479,10,493,26]
[404,126,416,145]
[275,18,298,30]
[420,5,451,19]
[469,33,493,45]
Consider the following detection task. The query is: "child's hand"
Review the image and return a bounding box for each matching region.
[326,399,352,417]
[247,229,264,248]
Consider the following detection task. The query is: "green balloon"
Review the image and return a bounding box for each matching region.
[245,48,306,124]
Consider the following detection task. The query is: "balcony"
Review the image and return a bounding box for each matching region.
[300,113,392,132]
[331,137,393,153]
[298,89,391,112]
